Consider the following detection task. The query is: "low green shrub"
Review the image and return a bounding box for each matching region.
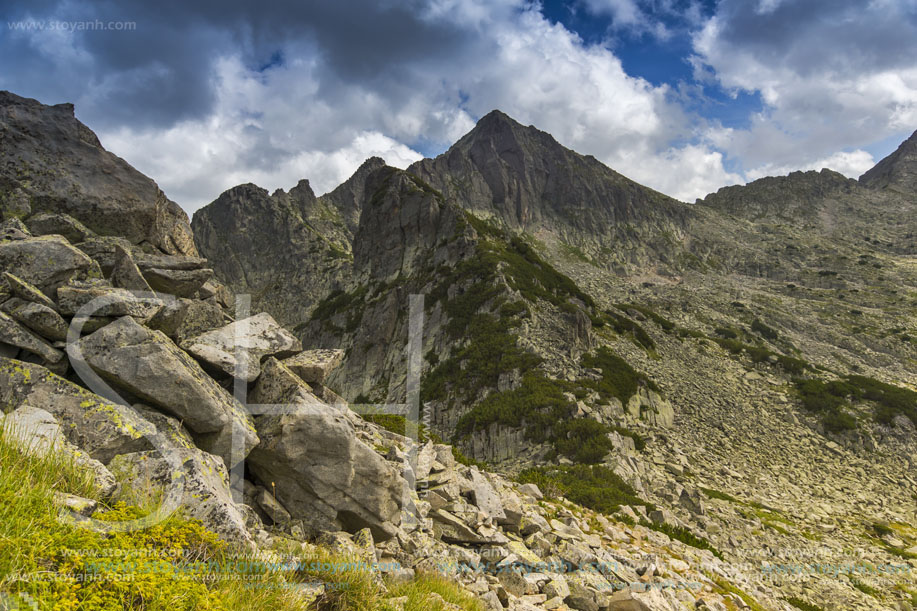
[516,465,649,514]
[700,487,741,503]
[642,520,724,560]
[551,419,614,464]
[613,303,675,333]
[581,347,659,402]
[310,285,369,322]
[846,375,917,427]
[793,378,856,432]
[751,318,779,341]
[600,309,656,350]
[794,375,917,431]
[851,578,880,597]
[787,597,826,611]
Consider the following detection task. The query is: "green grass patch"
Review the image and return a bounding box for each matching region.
[711,578,766,611]
[0,419,314,611]
[642,521,723,560]
[613,303,676,333]
[786,597,826,611]
[385,573,484,611]
[0,410,490,611]
[700,487,741,503]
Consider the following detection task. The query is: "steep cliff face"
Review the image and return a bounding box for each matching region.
[0,91,196,256]
[408,110,693,272]
[321,156,387,239]
[191,180,352,327]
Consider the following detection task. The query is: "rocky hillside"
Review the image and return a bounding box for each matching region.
[2,91,917,611]
[861,130,917,194]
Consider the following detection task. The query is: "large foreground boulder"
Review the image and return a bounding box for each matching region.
[75,317,258,467]
[146,298,225,344]
[109,409,255,547]
[246,363,405,541]
[0,235,97,295]
[0,358,154,462]
[181,312,301,382]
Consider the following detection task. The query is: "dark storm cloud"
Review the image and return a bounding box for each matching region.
[712,0,917,76]
[0,0,474,130]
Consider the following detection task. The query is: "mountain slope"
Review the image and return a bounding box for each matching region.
[861,129,917,194]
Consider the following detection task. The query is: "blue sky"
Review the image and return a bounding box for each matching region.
[2,0,916,209]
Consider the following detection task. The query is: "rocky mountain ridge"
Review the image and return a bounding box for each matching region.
[1,90,916,610]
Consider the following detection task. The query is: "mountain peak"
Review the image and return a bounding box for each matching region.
[463,109,547,148]
[860,128,917,192]
[474,109,521,129]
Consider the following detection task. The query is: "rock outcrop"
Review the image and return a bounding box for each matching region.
[408,110,692,271]
[180,312,301,382]
[191,182,351,329]
[0,91,196,256]
[860,128,917,193]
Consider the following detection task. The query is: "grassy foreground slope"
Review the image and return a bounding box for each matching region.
[0,420,481,611]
